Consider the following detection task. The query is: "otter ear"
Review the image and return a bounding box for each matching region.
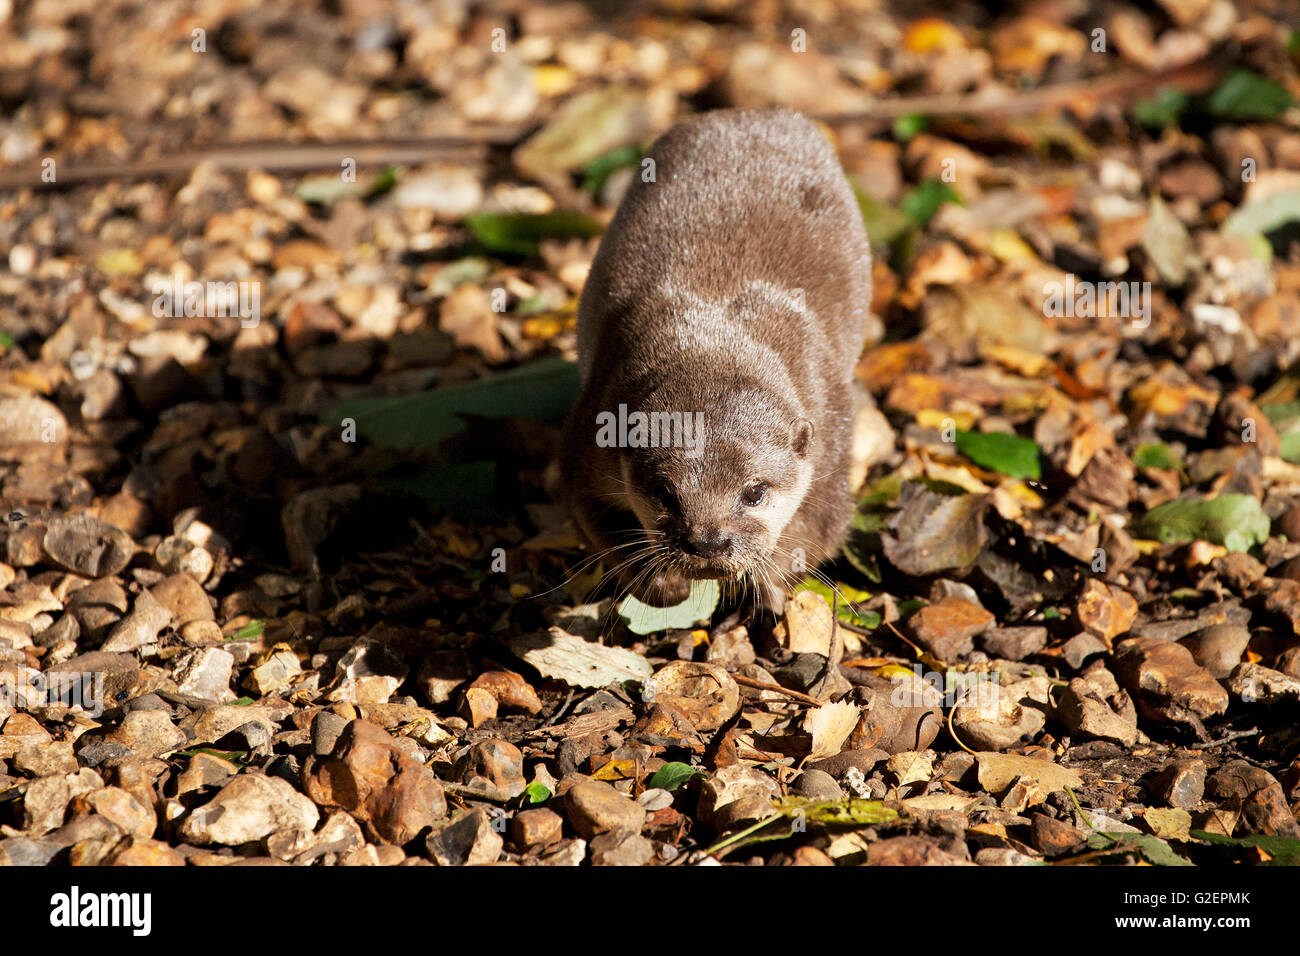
[790,418,814,458]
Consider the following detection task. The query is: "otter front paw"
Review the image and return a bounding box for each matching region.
[631,568,692,607]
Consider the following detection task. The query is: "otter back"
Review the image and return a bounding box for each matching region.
[561,108,875,611]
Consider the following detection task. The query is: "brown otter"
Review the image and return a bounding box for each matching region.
[559,108,878,613]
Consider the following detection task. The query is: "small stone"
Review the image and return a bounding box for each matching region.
[705,624,756,669]
[1076,579,1138,646]
[790,845,836,865]
[100,591,173,653]
[148,573,214,626]
[951,676,1051,751]
[1179,624,1250,679]
[0,837,62,866]
[42,514,134,578]
[792,769,845,801]
[104,710,186,758]
[179,773,319,845]
[416,651,473,706]
[176,752,239,794]
[469,668,543,715]
[21,768,104,834]
[311,710,348,757]
[457,739,526,799]
[1029,813,1086,856]
[1060,632,1109,670]
[643,661,740,732]
[268,810,366,863]
[808,748,887,779]
[1150,758,1206,810]
[340,844,406,866]
[246,646,302,695]
[303,719,447,845]
[564,780,646,839]
[66,579,129,639]
[172,647,236,703]
[908,597,994,661]
[589,830,655,866]
[979,626,1047,661]
[511,808,564,849]
[181,704,277,747]
[460,686,498,728]
[867,835,973,866]
[425,808,505,865]
[1277,506,1300,542]
[636,788,674,812]
[697,765,781,827]
[1113,637,1230,726]
[1056,664,1139,748]
[15,740,79,776]
[1227,662,1300,705]
[0,395,68,458]
[180,620,223,646]
[78,786,155,838]
[327,639,407,704]
[105,835,186,866]
[1207,761,1299,837]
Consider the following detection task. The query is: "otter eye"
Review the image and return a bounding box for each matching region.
[647,481,675,506]
[741,481,768,506]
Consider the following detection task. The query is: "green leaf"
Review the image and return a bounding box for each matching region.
[230,696,255,706]
[954,429,1041,479]
[1206,69,1292,121]
[900,179,962,227]
[1262,400,1300,423]
[1134,88,1188,129]
[326,356,580,451]
[774,797,899,825]
[225,619,265,641]
[852,182,911,249]
[1133,442,1182,470]
[522,782,553,805]
[174,748,248,769]
[378,461,498,512]
[1132,494,1270,553]
[794,577,880,629]
[648,761,702,792]
[1086,832,1193,866]
[892,113,929,141]
[581,145,643,196]
[617,578,719,635]
[1191,829,1300,865]
[464,211,603,256]
[0,331,14,349]
[1283,433,1300,464]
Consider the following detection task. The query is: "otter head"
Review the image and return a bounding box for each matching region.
[617,399,816,590]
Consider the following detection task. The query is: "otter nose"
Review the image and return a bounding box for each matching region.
[685,528,731,557]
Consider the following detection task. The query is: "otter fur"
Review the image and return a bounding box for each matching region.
[559,108,877,613]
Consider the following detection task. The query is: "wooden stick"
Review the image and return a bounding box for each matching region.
[817,57,1225,125]
[0,127,527,191]
[732,674,823,707]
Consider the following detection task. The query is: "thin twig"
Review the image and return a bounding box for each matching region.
[817,57,1225,125]
[732,674,823,707]
[0,128,528,191]
[1187,727,1260,750]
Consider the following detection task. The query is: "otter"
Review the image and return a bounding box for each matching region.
[559,108,878,614]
